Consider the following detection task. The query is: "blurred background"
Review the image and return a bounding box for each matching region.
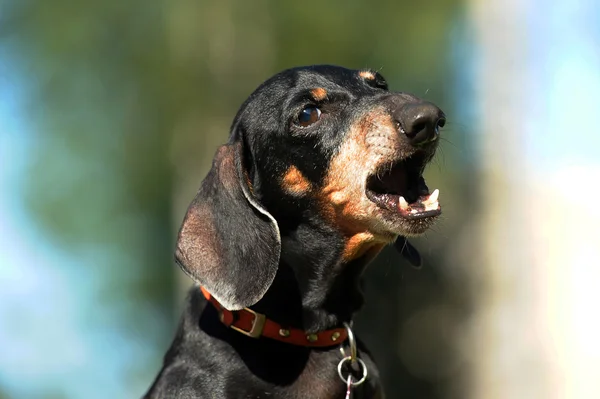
[1,0,599,398]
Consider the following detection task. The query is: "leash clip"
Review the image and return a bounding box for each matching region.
[337,322,368,396]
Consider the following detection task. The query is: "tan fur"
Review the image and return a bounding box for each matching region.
[342,234,386,263]
[359,70,375,80]
[282,166,312,196]
[318,110,400,260]
[310,87,328,101]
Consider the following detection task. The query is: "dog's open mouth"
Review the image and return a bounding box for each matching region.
[365,153,440,220]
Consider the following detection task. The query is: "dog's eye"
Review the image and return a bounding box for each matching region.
[296,106,321,127]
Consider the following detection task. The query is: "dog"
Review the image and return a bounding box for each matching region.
[145,65,445,398]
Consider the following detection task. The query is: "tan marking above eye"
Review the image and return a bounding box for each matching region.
[359,70,375,80]
[310,87,327,101]
[282,166,312,196]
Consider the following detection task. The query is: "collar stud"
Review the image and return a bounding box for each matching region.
[278,328,290,337]
[306,334,318,342]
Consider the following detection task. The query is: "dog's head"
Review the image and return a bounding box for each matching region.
[176,65,445,310]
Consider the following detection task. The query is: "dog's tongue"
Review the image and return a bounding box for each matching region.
[394,236,422,268]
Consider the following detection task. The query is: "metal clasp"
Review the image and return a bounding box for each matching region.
[338,356,368,387]
[338,322,368,393]
[230,308,266,338]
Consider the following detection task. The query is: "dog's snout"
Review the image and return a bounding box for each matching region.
[394,102,445,146]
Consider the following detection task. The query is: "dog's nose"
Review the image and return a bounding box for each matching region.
[395,102,445,146]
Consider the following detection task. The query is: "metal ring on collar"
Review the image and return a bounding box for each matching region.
[342,322,357,362]
[337,356,368,387]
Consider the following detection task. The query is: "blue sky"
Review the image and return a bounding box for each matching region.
[528,0,600,171]
[0,55,145,399]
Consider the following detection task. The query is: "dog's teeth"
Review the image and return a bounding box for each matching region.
[428,189,439,204]
[421,189,440,211]
[421,189,439,206]
[399,196,410,210]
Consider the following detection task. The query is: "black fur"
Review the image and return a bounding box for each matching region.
[145,65,445,398]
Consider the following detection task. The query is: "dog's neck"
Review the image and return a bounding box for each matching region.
[251,224,380,333]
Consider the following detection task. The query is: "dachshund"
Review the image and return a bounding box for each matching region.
[145,65,445,398]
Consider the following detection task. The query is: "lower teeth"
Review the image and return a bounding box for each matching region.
[397,189,440,212]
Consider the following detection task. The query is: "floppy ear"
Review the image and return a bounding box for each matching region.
[175,139,281,310]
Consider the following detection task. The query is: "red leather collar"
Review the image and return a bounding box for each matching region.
[200,287,348,347]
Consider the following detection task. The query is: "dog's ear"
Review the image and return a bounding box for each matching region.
[175,137,281,310]
[394,236,422,268]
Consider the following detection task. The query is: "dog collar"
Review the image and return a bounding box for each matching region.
[200,287,348,347]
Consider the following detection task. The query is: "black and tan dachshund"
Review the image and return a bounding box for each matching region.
[145,65,445,398]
